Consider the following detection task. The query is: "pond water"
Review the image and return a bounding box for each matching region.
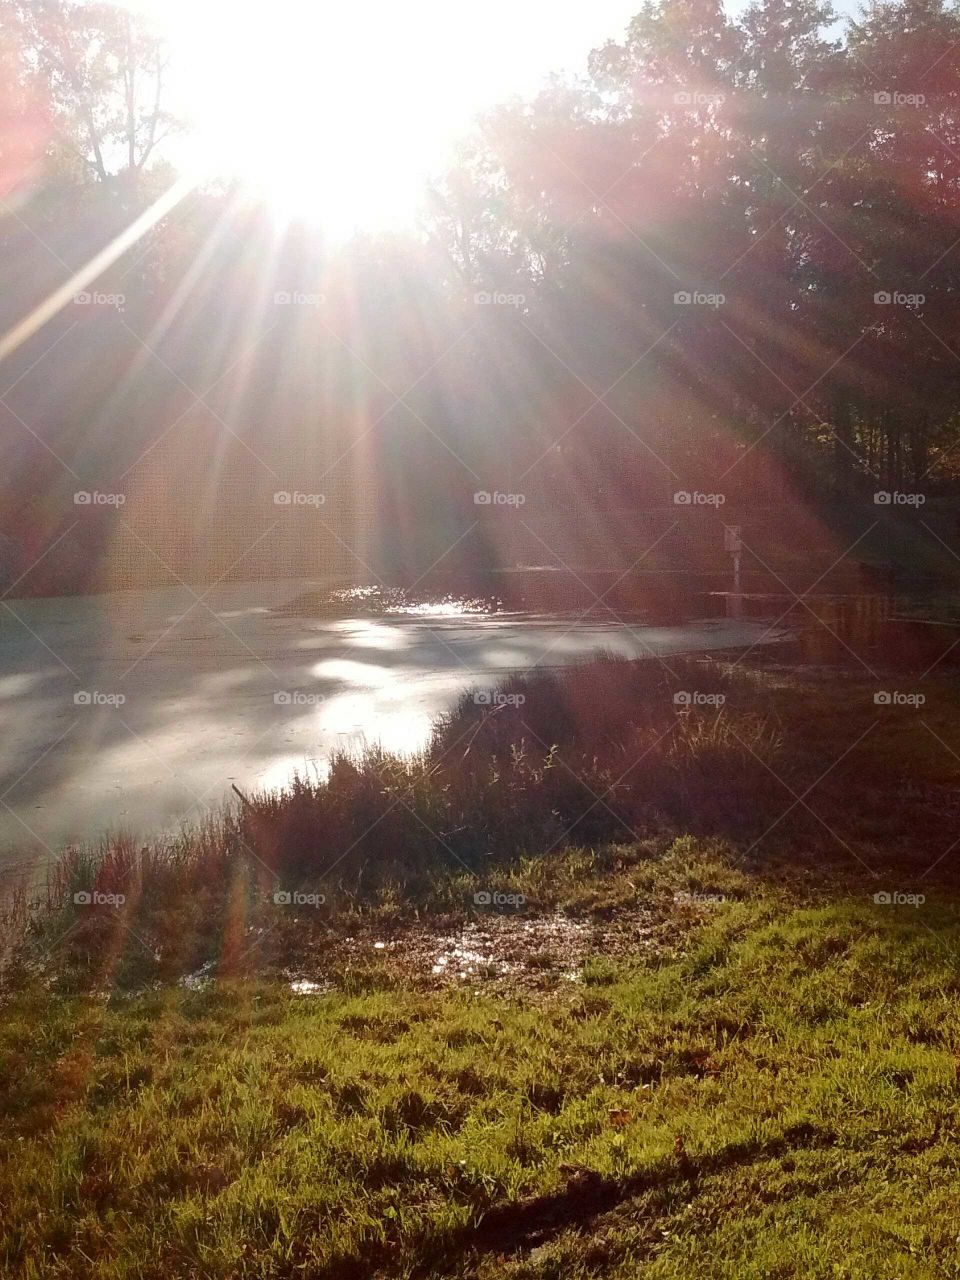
[0,573,956,879]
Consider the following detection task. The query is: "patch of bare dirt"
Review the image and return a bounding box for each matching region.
[279,907,663,996]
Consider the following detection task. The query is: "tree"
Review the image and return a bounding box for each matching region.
[2,0,176,185]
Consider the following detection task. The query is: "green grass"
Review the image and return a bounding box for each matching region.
[2,879,960,1278]
[4,658,960,1276]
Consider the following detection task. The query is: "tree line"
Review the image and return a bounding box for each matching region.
[1,0,960,592]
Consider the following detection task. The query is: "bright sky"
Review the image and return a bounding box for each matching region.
[128,0,643,236]
[128,0,862,237]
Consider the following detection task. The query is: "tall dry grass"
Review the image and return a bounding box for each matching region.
[1,656,792,985]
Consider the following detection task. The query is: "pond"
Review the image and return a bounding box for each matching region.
[0,572,956,879]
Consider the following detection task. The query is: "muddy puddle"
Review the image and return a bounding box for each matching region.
[274,907,667,998]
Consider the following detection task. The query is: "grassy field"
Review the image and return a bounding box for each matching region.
[2,657,960,1278]
[4,875,960,1278]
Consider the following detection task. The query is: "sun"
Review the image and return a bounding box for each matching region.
[132,0,474,238]
[124,0,641,239]
[181,109,434,239]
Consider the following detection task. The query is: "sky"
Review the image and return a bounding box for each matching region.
[126,0,865,235]
[122,1,649,233]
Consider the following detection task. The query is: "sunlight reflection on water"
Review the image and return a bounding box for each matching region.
[0,578,787,872]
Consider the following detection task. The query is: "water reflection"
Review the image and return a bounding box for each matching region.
[713,589,960,670]
[0,573,957,877]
